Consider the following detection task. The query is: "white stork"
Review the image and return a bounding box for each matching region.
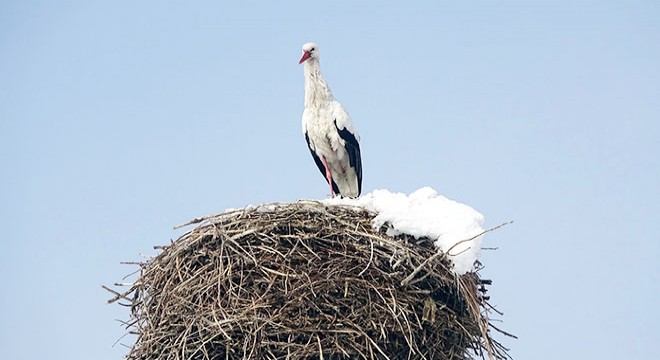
[299,42,362,198]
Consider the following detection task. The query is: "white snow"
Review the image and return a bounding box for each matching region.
[323,187,485,275]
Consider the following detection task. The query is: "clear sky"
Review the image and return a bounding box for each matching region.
[1,1,658,359]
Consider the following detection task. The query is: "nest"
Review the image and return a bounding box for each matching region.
[107,201,511,360]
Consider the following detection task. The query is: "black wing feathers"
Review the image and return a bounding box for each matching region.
[334,121,362,196]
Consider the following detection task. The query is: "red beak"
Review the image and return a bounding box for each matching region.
[298,51,311,64]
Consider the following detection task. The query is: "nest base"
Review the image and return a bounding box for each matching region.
[108,201,510,360]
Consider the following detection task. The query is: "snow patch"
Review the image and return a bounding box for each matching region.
[324,187,485,274]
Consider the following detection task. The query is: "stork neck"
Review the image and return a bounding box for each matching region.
[303,60,333,107]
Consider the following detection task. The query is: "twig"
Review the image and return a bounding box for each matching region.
[447,221,513,255]
[489,322,519,339]
[102,285,132,304]
[400,251,444,286]
[357,237,374,276]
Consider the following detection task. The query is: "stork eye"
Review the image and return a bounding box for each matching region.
[311,47,315,51]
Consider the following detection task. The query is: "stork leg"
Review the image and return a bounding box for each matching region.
[321,156,334,198]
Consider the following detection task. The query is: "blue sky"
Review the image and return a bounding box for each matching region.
[1,1,658,359]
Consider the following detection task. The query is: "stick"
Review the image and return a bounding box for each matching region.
[447,221,513,255]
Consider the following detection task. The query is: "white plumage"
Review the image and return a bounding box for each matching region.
[299,42,362,198]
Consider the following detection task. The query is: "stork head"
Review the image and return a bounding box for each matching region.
[299,42,319,64]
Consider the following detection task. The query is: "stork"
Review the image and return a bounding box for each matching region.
[299,42,362,198]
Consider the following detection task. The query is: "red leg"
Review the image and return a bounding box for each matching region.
[322,156,334,198]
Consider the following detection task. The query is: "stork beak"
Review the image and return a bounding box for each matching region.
[298,51,311,64]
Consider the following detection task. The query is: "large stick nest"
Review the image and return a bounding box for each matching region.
[108,201,511,360]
